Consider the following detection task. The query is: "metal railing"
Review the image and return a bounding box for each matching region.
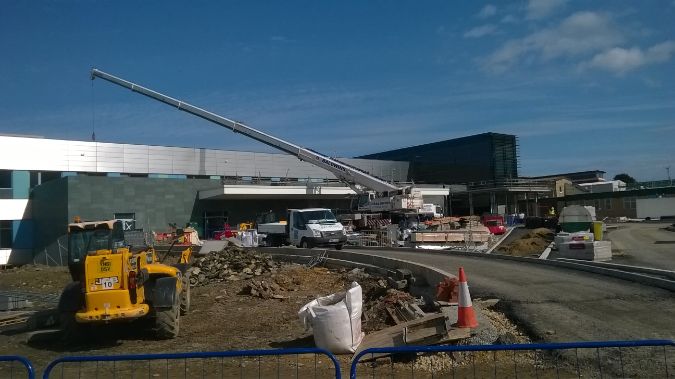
[627,180,675,190]
[0,355,35,379]
[43,348,342,379]
[350,340,674,379]
[465,178,555,191]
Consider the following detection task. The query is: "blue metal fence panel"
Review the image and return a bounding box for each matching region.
[0,355,35,379]
[350,339,675,379]
[43,347,341,379]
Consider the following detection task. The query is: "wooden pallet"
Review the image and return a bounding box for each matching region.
[0,311,34,329]
[354,313,471,359]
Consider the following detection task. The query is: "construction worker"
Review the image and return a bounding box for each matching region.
[548,207,556,216]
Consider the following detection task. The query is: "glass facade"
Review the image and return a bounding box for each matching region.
[359,133,519,184]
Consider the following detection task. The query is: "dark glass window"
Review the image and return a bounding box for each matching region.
[0,170,11,188]
[41,171,61,183]
[0,221,12,248]
[30,171,40,188]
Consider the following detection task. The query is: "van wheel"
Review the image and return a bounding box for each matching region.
[179,273,190,315]
[301,239,312,249]
[335,244,343,250]
[154,303,180,339]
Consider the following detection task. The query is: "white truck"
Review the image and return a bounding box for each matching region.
[257,208,347,249]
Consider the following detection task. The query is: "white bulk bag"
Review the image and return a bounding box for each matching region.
[298,282,364,353]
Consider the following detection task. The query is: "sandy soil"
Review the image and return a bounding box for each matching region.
[494,228,553,257]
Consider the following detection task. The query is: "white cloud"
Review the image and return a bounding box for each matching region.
[270,35,294,43]
[582,41,675,74]
[483,11,622,73]
[526,0,567,20]
[477,4,497,19]
[501,15,517,23]
[463,24,498,39]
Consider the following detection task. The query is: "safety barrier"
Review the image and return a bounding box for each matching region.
[43,348,342,379]
[0,355,35,379]
[8,339,675,378]
[350,340,674,379]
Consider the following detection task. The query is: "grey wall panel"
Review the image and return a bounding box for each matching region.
[0,136,408,181]
[67,142,97,172]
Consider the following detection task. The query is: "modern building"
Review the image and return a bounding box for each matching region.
[5,131,590,265]
[359,132,519,185]
[1,135,439,265]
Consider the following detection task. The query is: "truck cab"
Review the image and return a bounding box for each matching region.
[287,208,347,249]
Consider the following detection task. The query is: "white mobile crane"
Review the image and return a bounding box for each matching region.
[90,69,423,212]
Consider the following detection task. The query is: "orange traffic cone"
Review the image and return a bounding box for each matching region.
[457,267,478,328]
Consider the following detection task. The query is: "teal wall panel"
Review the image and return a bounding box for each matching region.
[11,170,30,199]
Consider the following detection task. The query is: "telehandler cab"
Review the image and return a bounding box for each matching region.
[57,219,192,339]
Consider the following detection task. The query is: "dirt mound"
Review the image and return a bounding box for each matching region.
[496,228,553,257]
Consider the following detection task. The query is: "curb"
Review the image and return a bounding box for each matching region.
[318,246,675,292]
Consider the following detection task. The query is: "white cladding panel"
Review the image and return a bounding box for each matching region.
[0,136,407,181]
[0,199,30,220]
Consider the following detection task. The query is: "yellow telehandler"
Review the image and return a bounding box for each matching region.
[57,219,192,339]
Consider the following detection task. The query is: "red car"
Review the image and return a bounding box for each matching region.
[482,215,506,235]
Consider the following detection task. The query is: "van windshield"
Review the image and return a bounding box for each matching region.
[300,210,337,224]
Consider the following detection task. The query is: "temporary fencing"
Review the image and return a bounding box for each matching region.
[350,339,675,379]
[348,230,394,248]
[0,355,35,379]
[42,348,342,379]
[6,339,675,378]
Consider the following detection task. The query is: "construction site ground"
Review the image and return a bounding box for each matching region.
[0,256,530,375]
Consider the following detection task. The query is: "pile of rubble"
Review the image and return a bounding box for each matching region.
[188,247,280,286]
[243,279,292,300]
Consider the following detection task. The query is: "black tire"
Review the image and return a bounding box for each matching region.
[179,273,190,315]
[300,239,312,249]
[59,312,86,342]
[154,303,180,339]
[335,244,343,250]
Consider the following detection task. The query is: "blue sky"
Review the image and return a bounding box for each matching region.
[1,1,673,180]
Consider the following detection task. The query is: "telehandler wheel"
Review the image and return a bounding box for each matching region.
[58,281,86,342]
[154,303,180,339]
[59,312,87,342]
[335,244,343,250]
[179,273,191,315]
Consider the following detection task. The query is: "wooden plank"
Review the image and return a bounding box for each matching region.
[354,313,471,359]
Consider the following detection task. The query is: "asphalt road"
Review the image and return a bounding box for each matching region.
[346,248,675,343]
[605,222,675,270]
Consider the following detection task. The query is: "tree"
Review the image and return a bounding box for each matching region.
[613,173,636,183]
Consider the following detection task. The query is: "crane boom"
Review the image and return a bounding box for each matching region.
[90,69,399,194]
